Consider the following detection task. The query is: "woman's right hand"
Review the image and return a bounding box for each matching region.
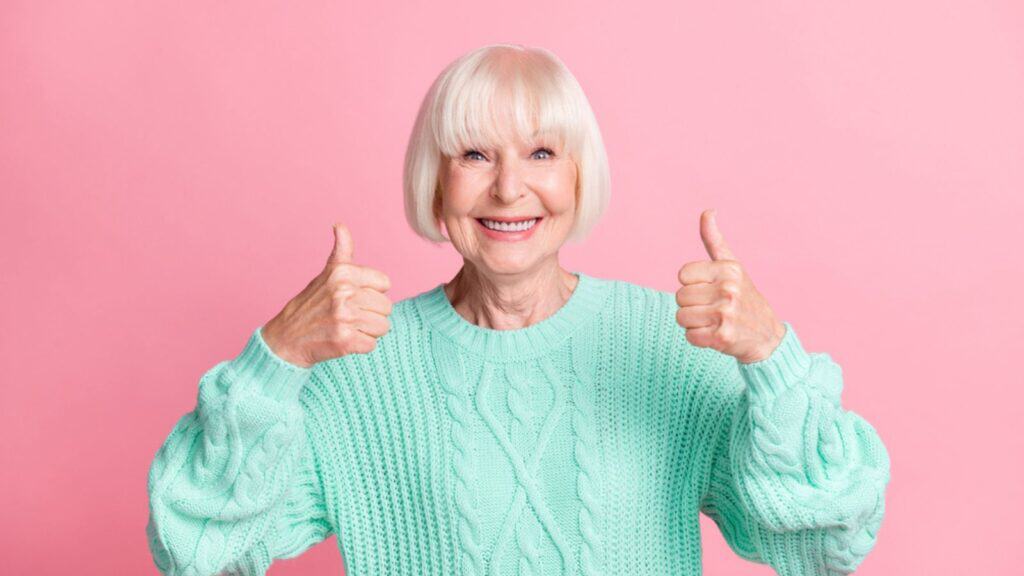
[262,222,393,368]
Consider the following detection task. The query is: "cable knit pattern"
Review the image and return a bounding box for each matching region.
[146,271,890,575]
[568,326,604,576]
[431,335,486,576]
[506,362,543,576]
[145,325,329,576]
[698,321,891,576]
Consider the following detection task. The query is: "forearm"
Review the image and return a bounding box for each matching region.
[145,327,313,576]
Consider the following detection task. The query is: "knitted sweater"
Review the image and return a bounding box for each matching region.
[146,271,890,576]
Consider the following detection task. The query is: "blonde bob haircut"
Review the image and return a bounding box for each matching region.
[403,43,611,244]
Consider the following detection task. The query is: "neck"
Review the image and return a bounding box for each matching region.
[443,259,579,331]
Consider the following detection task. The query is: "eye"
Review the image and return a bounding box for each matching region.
[463,150,487,161]
[532,147,555,160]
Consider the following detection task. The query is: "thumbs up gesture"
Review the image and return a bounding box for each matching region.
[675,209,787,364]
[262,223,394,368]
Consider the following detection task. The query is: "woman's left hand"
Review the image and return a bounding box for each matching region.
[675,209,787,364]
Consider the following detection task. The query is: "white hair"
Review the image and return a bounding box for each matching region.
[402,43,611,244]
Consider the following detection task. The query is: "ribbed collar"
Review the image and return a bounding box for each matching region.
[414,271,613,361]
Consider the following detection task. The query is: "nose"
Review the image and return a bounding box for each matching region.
[491,157,525,203]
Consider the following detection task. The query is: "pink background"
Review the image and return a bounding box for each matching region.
[2,1,1022,574]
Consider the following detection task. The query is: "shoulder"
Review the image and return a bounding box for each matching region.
[596,275,681,328]
[592,278,743,424]
[568,275,686,366]
[369,283,438,339]
[606,276,738,383]
[391,289,428,329]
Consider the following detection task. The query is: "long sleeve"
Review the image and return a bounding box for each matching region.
[698,321,891,576]
[146,327,334,576]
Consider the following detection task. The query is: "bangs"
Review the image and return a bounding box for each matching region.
[431,50,585,158]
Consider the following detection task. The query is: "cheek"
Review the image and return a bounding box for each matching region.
[439,182,477,217]
[538,168,578,215]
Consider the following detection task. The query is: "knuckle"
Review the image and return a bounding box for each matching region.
[716,323,734,344]
[332,304,357,322]
[329,293,353,315]
[333,283,357,302]
[333,324,355,343]
[330,263,356,284]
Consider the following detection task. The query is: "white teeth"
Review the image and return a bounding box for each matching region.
[480,218,537,232]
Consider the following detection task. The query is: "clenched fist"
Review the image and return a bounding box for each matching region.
[675,209,787,364]
[262,223,394,368]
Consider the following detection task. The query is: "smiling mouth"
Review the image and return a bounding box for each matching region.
[476,217,541,232]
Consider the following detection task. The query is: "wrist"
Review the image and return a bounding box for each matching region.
[261,320,313,369]
[232,327,313,402]
[737,320,788,364]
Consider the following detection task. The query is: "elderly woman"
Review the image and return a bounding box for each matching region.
[146,44,890,576]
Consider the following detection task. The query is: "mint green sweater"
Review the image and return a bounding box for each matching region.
[146,272,890,576]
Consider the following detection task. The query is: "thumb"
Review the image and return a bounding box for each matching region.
[327,222,354,264]
[699,209,737,261]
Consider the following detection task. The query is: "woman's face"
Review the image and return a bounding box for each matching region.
[436,134,578,277]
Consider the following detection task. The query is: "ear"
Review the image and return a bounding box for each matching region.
[572,162,582,209]
[432,185,442,219]
[432,186,448,241]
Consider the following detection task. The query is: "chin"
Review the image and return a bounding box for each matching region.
[478,256,540,276]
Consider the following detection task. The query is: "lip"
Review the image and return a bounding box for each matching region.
[474,216,542,242]
[476,216,540,222]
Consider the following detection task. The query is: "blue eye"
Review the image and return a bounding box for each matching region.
[462,148,554,161]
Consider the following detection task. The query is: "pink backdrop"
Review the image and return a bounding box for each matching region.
[2,1,1022,574]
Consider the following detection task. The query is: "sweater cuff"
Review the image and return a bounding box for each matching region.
[736,321,813,399]
[227,326,312,403]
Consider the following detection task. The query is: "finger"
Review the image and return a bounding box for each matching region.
[354,308,392,338]
[354,265,391,293]
[352,286,394,316]
[675,303,719,329]
[341,328,378,355]
[328,222,354,265]
[675,282,718,308]
[699,209,737,262]
[329,263,392,293]
[683,324,718,348]
[677,261,717,285]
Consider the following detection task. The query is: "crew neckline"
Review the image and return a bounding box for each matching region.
[414,271,612,360]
